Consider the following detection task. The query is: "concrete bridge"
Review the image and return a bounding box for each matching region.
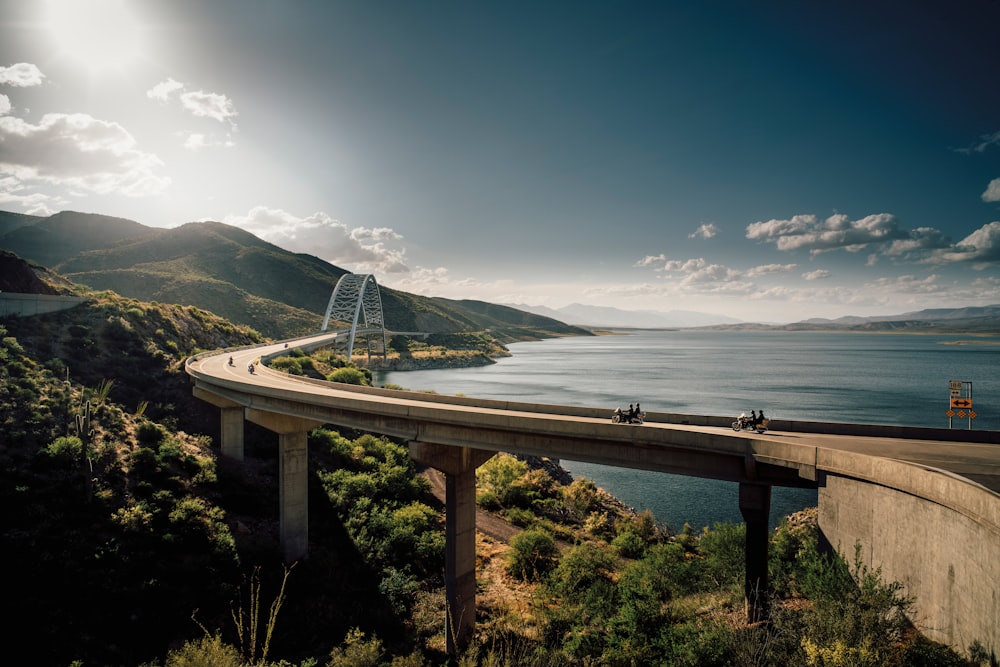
[187,332,1000,658]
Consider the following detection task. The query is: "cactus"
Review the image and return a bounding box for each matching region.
[74,399,95,445]
[73,399,96,501]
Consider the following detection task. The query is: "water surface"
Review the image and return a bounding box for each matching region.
[377,330,1000,529]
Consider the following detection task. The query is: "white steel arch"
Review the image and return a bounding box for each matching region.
[320,273,387,362]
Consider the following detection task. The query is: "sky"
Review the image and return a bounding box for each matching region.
[1,0,999,323]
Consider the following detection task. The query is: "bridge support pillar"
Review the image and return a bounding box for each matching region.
[220,406,245,461]
[409,442,495,655]
[192,387,246,460]
[739,482,771,624]
[246,410,324,563]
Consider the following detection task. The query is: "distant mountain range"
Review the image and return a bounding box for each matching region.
[3,208,998,336]
[506,302,743,328]
[0,209,589,341]
[511,301,1000,333]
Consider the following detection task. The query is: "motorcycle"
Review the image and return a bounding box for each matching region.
[732,413,767,434]
[612,408,645,425]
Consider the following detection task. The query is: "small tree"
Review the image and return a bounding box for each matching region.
[507,527,558,581]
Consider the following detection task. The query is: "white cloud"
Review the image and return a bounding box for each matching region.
[802,269,831,281]
[688,223,719,239]
[0,63,45,87]
[746,263,797,277]
[926,221,1000,268]
[183,132,235,151]
[180,90,238,126]
[746,212,904,255]
[649,256,749,293]
[0,112,170,196]
[147,78,239,147]
[956,130,1000,154]
[225,206,410,274]
[0,94,10,115]
[633,254,666,268]
[982,178,1000,203]
[865,274,942,295]
[884,227,951,258]
[146,77,184,102]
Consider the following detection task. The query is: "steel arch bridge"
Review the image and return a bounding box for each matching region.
[320,273,387,362]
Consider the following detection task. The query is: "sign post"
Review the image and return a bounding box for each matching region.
[947,380,973,430]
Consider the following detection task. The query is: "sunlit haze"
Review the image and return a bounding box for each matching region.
[1,1,998,322]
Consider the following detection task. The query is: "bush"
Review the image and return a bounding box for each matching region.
[507,527,558,581]
[327,367,369,385]
[476,454,540,508]
[699,522,745,588]
[141,633,244,667]
[611,530,647,559]
[43,435,84,461]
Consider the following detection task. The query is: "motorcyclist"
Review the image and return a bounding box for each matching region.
[750,410,757,427]
[228,356,234,366]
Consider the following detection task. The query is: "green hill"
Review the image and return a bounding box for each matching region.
[1,209,590,341]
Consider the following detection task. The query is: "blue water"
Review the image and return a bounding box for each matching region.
[376,330,1000,531]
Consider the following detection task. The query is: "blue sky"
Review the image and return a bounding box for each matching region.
[1,0,999,321]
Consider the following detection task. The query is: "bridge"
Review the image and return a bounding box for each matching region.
[186,276,1000,658]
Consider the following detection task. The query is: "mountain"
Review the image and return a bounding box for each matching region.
[1,209,589,340]
[507,302,742,328]
[0,210,151,267]
[0,210,43,237]
[713,305,1000,333]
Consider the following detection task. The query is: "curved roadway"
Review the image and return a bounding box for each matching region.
[187,333,1000,495]
[187,333,1000,657]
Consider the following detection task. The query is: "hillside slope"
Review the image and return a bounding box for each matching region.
[1,210,589,340]
[0,210,151,267]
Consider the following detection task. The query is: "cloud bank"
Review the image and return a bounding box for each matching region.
[224,206,410,274]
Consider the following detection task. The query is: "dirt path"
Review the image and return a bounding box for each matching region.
[420,467,521,543]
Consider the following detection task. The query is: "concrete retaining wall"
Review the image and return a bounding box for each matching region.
[818,454,999,659]
[0,293,86,317]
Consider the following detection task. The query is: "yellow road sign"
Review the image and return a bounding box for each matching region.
[951,398,973,409]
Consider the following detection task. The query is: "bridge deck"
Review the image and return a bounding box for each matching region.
[189,334,1000,494]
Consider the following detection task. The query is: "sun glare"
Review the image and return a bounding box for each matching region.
[45,0,145,74]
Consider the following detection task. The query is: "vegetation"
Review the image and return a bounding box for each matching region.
[0,269,985,666]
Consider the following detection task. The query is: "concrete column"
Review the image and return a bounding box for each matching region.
[445,464,477,653]
[409,441,495,654]
[279,430,309,563]
[739,482,772,624]
[220,406,245,461]
[245,410,324,564]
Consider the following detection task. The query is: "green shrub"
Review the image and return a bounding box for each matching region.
[611,530,647,559]
[507,527,558,581]
[504,506,537,527]
[546,543,617,603]
[327,367,369,385]
[137,421,166,448]
[561,477,600,519]
[699,522,745,588]
[327,628,383,667]
[477,454,529,507]
[794,545,913,666]
[143,633,244,667]
[43,435,84,461]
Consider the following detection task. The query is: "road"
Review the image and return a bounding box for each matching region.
[192,334,1000,494]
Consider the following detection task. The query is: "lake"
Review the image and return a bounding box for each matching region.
[375,330,1000,530]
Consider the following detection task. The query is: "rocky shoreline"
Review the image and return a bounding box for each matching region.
[364,351,507,372]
